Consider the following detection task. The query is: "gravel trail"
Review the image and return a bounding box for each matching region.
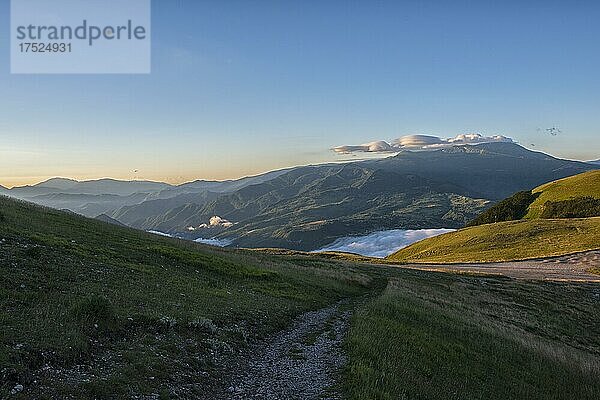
[223,301,352,400]
[398,250,600,282]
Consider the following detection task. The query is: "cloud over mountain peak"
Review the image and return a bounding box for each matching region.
[333,134,513,154]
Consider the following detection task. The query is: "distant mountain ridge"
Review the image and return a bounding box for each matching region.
[35,177,80,190]
[14,178,173,196]
[0,171,295,219]
[2,143,594,251]
[149,168,292,200]
[110,142,593,250]
[95,213,127,227]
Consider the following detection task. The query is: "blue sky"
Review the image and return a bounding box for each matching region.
[1,0,599,187]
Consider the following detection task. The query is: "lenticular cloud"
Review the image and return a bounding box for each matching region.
[315,228,455,258]
[332,134,513,154]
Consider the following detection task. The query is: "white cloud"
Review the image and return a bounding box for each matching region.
[148,229,233,247]
[208,216,234,227]
[332,134,514,154]
[314,228,455,258]
[332,141,396,154]
[194,237,233,247]
[187,215,234,231]
[148,230,173,237]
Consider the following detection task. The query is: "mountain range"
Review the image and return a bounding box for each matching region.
[1,143,596,250]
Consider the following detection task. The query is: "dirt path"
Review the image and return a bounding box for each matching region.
[222,301,352,400]
[398,250,600,282]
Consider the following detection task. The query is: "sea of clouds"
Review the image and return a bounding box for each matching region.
[315,228,455,258]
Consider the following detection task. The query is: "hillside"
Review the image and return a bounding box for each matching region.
[2,196,599,399]
[467,170,600,226]
[110,191,222,227]
[526,170,600,218]
[94,213,127,227]
[0,196,371,398]
[388,218,600,263]
[390,170,600,263]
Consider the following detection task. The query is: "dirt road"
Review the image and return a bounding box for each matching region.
[398,250,600,282]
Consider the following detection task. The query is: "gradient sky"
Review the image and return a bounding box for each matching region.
[1,0,599,187]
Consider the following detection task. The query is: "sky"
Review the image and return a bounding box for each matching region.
[1,0,600,187]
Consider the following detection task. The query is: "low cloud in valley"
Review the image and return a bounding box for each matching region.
[315,228,455,258]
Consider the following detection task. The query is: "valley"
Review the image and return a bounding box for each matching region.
[1,143,595,252]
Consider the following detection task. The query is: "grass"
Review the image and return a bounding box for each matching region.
[389,171,600,264]
[388,218,600,263]
[3,195,600,399]
[0,196,373,398]
[526,170,600,218]
[344,270,600,400]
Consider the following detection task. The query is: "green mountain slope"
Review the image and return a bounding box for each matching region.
[110,191,221,227]
[344,272,600,400]
[526,170,600,218]
[388,217,600,263]
[467,170,600,226]
[0,196,370,398]
[390,170,600,263]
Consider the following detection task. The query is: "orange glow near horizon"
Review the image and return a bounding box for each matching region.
[0,172,252,189]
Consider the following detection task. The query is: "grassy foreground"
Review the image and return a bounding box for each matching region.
[389,217,600,263]
[344,270,600,400]
[3,195,600,399]
[0,197,372,398]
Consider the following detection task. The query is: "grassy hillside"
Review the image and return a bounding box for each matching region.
[2,196,600,398]
[467,190,540,226]
[526,170,600,218]
[344,271,600,400]
[0,196,372,398]
[467,170,600,226]
[392,171,600,263]
[388,218,600,263]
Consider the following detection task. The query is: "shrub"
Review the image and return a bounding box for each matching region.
[467,191,540,227]
[156,316,177,330]
[72,295,117,331]
[540,196,600,219]
[25,246,42,259]
[0,212,5,222]
[188,318,218,335]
